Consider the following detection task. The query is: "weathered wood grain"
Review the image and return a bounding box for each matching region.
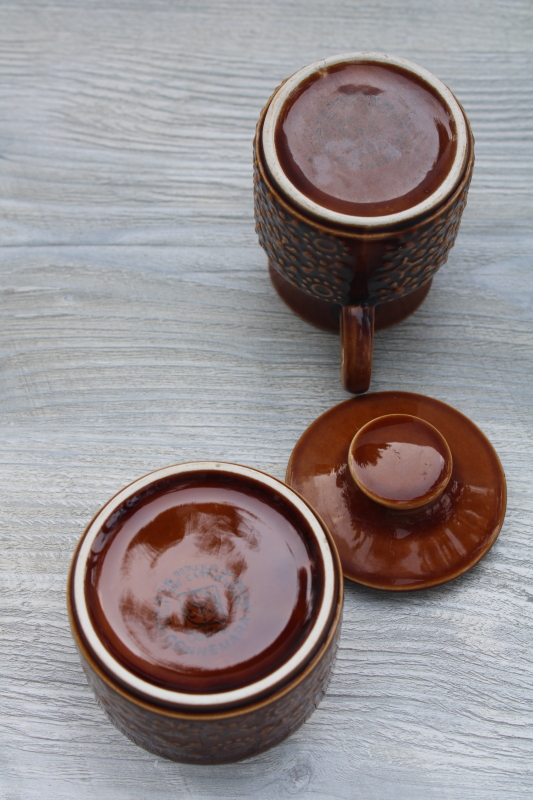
[1,0,532,798]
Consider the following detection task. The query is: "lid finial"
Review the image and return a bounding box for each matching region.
[348,414,453,510]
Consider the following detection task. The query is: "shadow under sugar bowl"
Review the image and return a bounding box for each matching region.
[67,462,343,764]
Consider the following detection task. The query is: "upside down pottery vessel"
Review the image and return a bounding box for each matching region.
[254,52,475,393]
[68,462,343,764]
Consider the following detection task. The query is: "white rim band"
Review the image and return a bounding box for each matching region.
[262,52,468,228]
[73,462,337,709]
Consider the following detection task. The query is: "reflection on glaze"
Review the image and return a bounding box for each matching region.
[276,62,456,216]
[348,414,452,509]
[86,475,324,693]
[287,393,506,590]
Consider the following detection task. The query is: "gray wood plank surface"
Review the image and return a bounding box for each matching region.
[1,1,532,798]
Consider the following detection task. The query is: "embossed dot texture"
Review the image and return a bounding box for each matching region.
[253,139,472,307]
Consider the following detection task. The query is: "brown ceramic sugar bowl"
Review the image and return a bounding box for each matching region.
[254,52,475,394]
[68,462,343,764]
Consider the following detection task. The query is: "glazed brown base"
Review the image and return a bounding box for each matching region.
[268,261,433,332]
[67,532,343,765]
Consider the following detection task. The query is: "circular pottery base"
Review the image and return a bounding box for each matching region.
[287,392,506,591]
[67,463,343,764]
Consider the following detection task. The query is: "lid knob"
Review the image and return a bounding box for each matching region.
[348,414,453,510]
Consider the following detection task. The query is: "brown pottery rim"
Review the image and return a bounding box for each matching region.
[254,89,474,240]
[67,462,344,719]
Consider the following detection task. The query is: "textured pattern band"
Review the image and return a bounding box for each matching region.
[78,619,341,765]
[254,157,354,304]
[254,145,472,306]
[368,173,472,303]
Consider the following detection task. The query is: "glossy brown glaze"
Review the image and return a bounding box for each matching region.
[276,62,457,217]
[254,83,474,393]
[255,105,473,310]
[85,471,325,694]
[340,304,374,394]
[68,574,343,765]
[68,463,344,764]
[287,392,506,591]
[348,414,452,509]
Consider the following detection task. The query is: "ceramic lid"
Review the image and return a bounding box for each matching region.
[287,392,506,591]
[71,462,340,709]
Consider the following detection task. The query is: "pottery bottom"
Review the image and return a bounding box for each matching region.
[268,261,433,333]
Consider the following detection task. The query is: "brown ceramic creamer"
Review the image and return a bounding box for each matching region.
[254,53,474,393]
